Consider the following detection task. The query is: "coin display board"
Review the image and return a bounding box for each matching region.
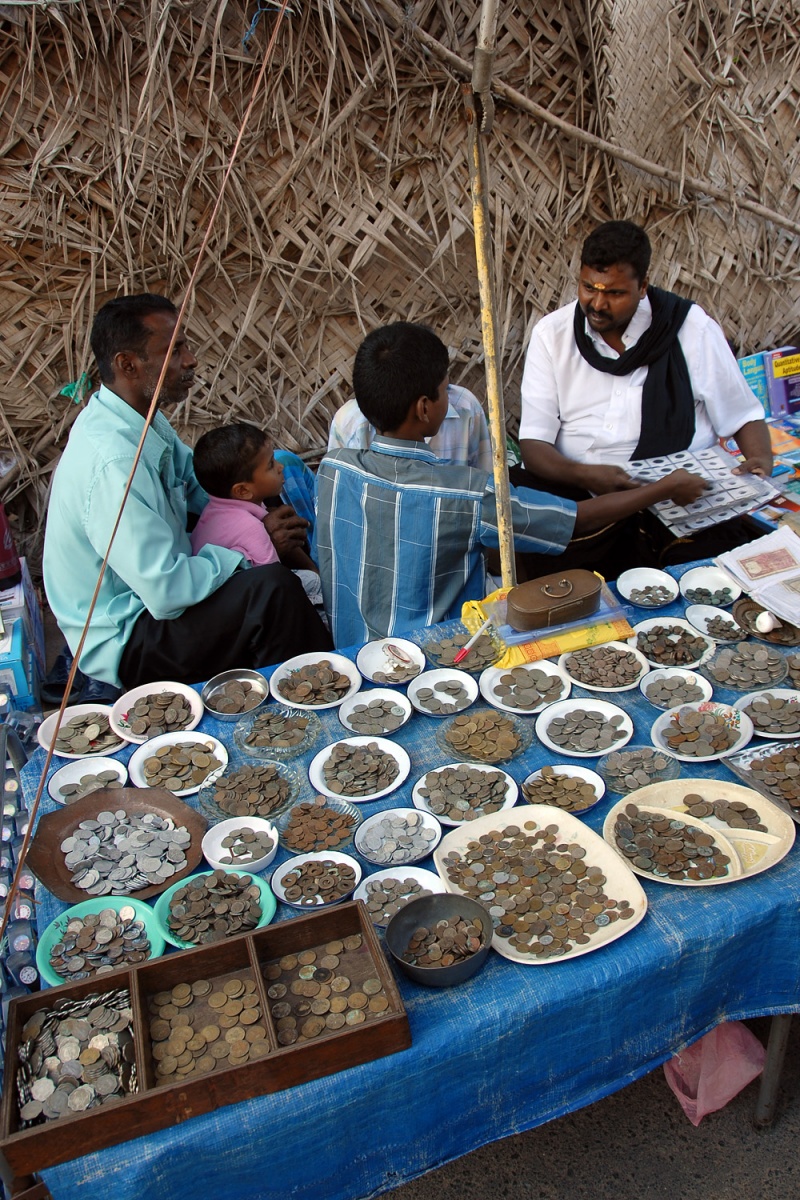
[0,902,409,1176]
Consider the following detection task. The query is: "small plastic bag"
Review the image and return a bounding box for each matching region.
[663,1022,765,1126]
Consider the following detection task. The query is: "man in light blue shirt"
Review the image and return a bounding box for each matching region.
[44,294,330,688]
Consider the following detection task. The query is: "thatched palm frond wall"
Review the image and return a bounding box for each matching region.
[0,0,798,566]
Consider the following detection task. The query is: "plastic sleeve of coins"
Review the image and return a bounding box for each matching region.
[280,859,357,905]
[613,803,732,880]
[743,692,800,735]
[16,988,136,1126]
[636,625,709,666]
[424,633,497,670]
[441,821,636,958]
[682,792,767,831]
[276,660,352,705]
[281,797,357,851]
[492,667,565,710]
[644,676,705,708]
[359,812,437,864]
[363,877,434,924]
[401,915,484,966]
[444,711,521,763]
[419,766,508,821]
[245,710,311,749]
[704,643,786,689]
[520,767,598,812]
[261,933,390,1043]
[741,744,800,813]
[322,742,399,796]
[167,871,262,943]
[127,692,194,736]
[206,680,263,715]
[346,699,407,734]
[149,975,268,1081]
[59,770,124,804]
[661,707,738,756]
[143,741,222,791]
[54,712,124,756]
[49,906,151,980]
[213,764,291,817]
[564,646,643,687]
[544,708,626,753]
[61,810,190,894]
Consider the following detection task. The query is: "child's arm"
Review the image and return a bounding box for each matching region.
[279,544,319,573]
[573,468,708,533]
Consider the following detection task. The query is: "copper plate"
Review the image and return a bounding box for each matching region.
[733,598,800,646]
[27,787,208,903]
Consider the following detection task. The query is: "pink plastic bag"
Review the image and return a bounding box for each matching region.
[663,1022,765,1125]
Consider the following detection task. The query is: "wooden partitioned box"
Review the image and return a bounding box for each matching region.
[0,901,410,1176]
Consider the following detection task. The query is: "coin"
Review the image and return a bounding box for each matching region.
[491,666,565,711]
[212,763,292,819]
[244,709,313,751]
[628,584,674,606]
[167,871,263,944]
[49,907,152,980]
[413,679,472,716]
[142,739,223,791]
[521,766,598,813]
[364,876,434,924]
[359,811,437,864]
[564,646,644,688]
[280,796,358,852]
[217,825,275,865]
[636,624,710,666]
[346,698,408,734]
[443,709,522,764]
[279,859,357,905]
[544,708,627,753]
[60,810,191,896]
[322,741,400,797]
[401,914,484,967]
[205,679,265,716]
[58,770,124,805]
[659,706,739,756]
[742,692,800,735]
[125,691,195,737]
[704,643,787,690]
[276,660,353,705]
[424,632,498,670]
[614,803,732,881]
[54,711,125,756]
[644,675,706,708]
[419,765,509,822]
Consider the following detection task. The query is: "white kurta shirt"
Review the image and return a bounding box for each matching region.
[518,294,763,467]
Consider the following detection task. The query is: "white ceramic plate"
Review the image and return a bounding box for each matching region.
[559,641,650,693]
[434,804,648,964]
[271,851,362,907]
[353,866,446,924]
[110,680,203,743]
[338,688,413,734]
[519,764,605,814]
[535,698,634,758]
[37,704,128,761]
[47,757,129,806]
[733,688,800,739]
[684,605,741,643]
[638,667,713,709]
[412,762,518,826]
[355,637,426,684]
[478,661,570,714]
[269,652,362,710]
[679,565,741,606]
[308,735,411,803]
[650,702,753,763]
[629,616,716,668]
[616,567,679,607]
[354,806,442,866]
[407,668,478,717]
[603,799,742,886]
[201,816,279,873]
[128,731,228,796]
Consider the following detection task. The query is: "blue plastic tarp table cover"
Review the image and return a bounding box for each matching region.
[16,563,800,1200]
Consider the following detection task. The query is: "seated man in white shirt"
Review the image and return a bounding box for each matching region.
[513,220,771,577]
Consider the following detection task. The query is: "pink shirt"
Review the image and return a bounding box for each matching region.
[191,496,279,566]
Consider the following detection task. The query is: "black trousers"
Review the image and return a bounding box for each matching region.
[118,564,333,688]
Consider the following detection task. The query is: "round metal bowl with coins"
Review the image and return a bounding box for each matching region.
[353,866,446,926]
[479,661,570,714]
[384,892,492,987]
[520,764,605,815]
[435,708,532,765]
[128,732,228,796]
[275,795,362,854]
[47,757,128,807]
[201,816,278,873]
[308,736,411,803]
[200,668,269,721]
[559,641,649,693]
[535,698,633,758]
[616,567,679,608]
[412,762,518,825]
[197,758,300,824]
[354,807,442,867]
[271,850,362,908]
[36,896,165,988]
[37,703,128,760]
[355,637,426,685]
[650,702,753,762]
[110,681,203,743]
[269,652,362,710]
[733,689,800,739]
[233,705,321,760]
[630,617,715,669]
[338,688,412,736]
[407,669,478,717]
[639,667,713,710]
[153,868,276,948]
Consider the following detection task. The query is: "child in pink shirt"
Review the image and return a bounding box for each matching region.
[191,423,322,605]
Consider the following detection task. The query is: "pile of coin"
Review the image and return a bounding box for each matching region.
[16,988,136,1126]
[362,876,434,924]
[243,709,313,752]
[401,915,484,967]
[521,766,599,812]
[345,697,407,734]
[49,906,151,980]
[659,707,739,757]
[205,679,264,715]
[125,691,195,737]
[543,707,627,753]
[262,934,390,1042]
[564,645,644,688]
[143,739,223,792]
[600,747,676,793]
[741,692,800,735]
[54,712,124,756]
[322,741,400,797]
[215,827,275,866]
[643,674,707,708]
[490,666,565,711]
[211,763,292,818]
[682,793,767,831]
[685,585,734,606]
[358,812,438,864]
[61,810,191,895]
[704,615,740,641]
[149,976,268,1081]
[786,654,800,688]
[636,624,710,666]
[442,710,522,763]
[418,765,509,822]
[167,871,263,944]
[424,632,498,670]
[613,803,732,881]
[275,660,353,705]
[742,744,800,812]
[704,643,787,690]
[413,679,472,715]
[441,821,636,958]
[371,643,421,685]
[58,769,124,805]
[278,858,358,905]
[279,796,358,852]
[627,584,674,606]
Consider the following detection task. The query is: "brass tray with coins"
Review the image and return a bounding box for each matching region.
[0,901,409,1176]
[26,788,207,903]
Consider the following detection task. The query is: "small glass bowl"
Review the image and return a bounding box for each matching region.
[434,708,533,765]
[233,705,322,760]
[597,744,681,796]
[275,796,363,853]
[196,757,301,824]
[413,620,506,676]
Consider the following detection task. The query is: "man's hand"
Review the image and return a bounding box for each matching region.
[664,468,709,505]
[732,456,772,478]
[263,505,310,554]
[577,464,643,495]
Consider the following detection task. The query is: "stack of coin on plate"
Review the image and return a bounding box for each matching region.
[425,632,497,669]
[167,871,263,944]
[400,914,484,967]
[58,769,124,805]
[212,763,291,818]
[565,645,643,688]
[62,810,191,895]
[126,692,194,736]
[643,674,706,708]
[371,643,421,684]
[49,906,151,980]
[443,710,522,763]
[279,859,357,905]
[490,666,565,710]
[280,797,358,852]
[704,643,786,688]
[601,747,675,792]
[744,744,800,812]
[215,827,275,866]
[544,708,627,753]
[243,709,313,751]
[346,697,407,734]
[262,934,389,1042]
[414,680,472,715]
[323,741,399,797]
[418,765,508,822]
[682,793,767,831]
[359,812,437,864]
[628,584,674,606]
[148,976,268,1081]
[787,654,800,688]
[15,988,136,1126]
[740,692,800,735]
[635,625,709,666]
[143,740,223,791]
[704,614,739,640]
[55,712,123,756]
[362,877,434,924]
[660,708,738,757]
[206,679,264,715]
[521,766,598,813]
[613,804,732,881]
[685,585,734,605]
[276,661,352,705]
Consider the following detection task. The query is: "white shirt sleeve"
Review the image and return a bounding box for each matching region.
[518,315,564,444]
[679,306,766,438]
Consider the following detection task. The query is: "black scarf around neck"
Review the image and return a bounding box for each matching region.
[572,285,695,459]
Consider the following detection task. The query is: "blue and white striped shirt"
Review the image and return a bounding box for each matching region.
[314,437,576,648]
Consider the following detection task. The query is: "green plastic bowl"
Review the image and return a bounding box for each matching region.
[36,896,165,989]
[153,868,277,949]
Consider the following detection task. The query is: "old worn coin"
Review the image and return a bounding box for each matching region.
[685,585,734,606]
[363,876,434,924]
[644,674,706,708]
[216,826,275,866]
[149,974,263,1082]
[143,739,223,792]
[600,747,676,793]
[521,766,599,813]
[424,632,498,671]
[413,680,472,716]
[359,811,437,864]
[564,646,644,688]
[262,934,390,1036]
[205,679,264,715]
[244,709,313,750]
[704,643,787,690]
[276,660,353,705]
[279,858,357,905]
[54,711,125,757]
[741,692,800,735]
[636,624,710,666]
[682,791,767,832]
[401,914,484,967]
[345,698,407,735]
[614,803,732,881]
[628,584,674,606]
[58,770,124,805]
[49,906,151,980]
[491,666,565,711]
[280,796,358,852]
[61,810,191,896]
[167,871,263,944]
[544,708,627,753]
[659,706,739,757]
[419,765,509,822]
[212,763,292,818]
[443,709,523,764]
[126,691,194,737]
[322,741,399,797]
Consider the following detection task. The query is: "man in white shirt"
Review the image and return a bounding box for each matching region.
[513,220,771,575]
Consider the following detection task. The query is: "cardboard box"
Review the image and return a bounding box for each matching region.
[0,559,45,677]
